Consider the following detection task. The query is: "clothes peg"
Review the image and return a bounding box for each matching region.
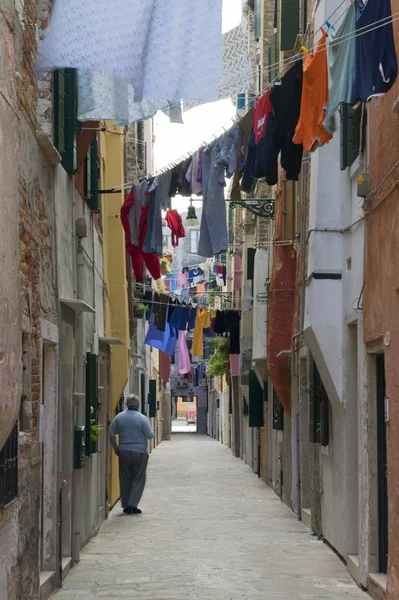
[301,45,308,54]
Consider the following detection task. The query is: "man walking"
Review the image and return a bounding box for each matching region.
[110,395,154,514]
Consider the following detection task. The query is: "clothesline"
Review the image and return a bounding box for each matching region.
[114,8,399,193]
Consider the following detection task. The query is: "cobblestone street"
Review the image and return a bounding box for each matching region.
[53,436,367,600]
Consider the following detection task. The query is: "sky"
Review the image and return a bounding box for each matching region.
[153,0,242,212]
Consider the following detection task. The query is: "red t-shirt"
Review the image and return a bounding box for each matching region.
[253,89,272,144]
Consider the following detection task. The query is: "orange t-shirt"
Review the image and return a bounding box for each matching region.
[293,33,332,152]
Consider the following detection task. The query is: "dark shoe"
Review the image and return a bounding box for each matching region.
[123,507,134,514]
[132,508,142,514]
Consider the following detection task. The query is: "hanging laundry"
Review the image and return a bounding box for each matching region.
[178,272,187,289]
[152,293,169,332]
[198,125,239,258]
[179,306,190,332]
[165,210,186,247]
[192,267,205,285]
[77,69,183,124]
[241,129,257,193]
[183,24,253,113]
[188,306,198,331]
[253,90,273,144]
[120,189,161,282]
[293,35,332,152]
[168,160,192,197]
[226,310,241,355]
[213,310,227,335]
[351,0,398,104]
[197,283,206,298]
[145,319,177,356]
[230,108,254,201]
[264,61,304,185]
[185,148,204,196]
[142,179,163,257]
[191,309,211,357]
[37,0,223,105]
[178,330,191,375]
[324,3,356,133]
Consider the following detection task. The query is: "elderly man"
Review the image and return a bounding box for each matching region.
[110,395,154,515]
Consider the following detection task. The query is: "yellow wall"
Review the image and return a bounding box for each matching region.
[100,124,130,508]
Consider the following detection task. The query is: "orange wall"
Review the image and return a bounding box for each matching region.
[363,7,399,596]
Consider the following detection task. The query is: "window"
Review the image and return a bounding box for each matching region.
[148,379,157,418]
[163,234,172,250]
[254,0,261,40]
[190,229,200,254]
[0,423,18,507]
[249,370,264,428]
[279,0,300,51]
[309,361,330,446]
[272,390,284,430]
[85,353,98,456]
[54,68,77,173]
[340,103,367,171]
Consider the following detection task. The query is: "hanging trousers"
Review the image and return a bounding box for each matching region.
[129,203,161,282]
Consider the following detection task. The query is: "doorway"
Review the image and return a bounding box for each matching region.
[376,354,388,574]
[172,396,197,433]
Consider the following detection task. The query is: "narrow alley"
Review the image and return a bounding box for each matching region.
[53,436,366,600]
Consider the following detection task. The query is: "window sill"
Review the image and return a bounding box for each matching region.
[35,131,62,166]
[320,444,331,456]
[350,156,360,180]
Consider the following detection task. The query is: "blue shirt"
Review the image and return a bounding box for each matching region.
[110,409,154,454]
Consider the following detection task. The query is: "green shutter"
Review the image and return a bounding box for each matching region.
[148,379,156,418]
[247,248,256,280]
[62,68,77,173]
[137,121,144,171]
[254,0,261,40]
[280,0,300,51]
[86,137,99,211]
[85,353,98,456]
[272,390,284,430]
[340,103,365,171]
[140,372,146,415]
[54,70,65,154]
[270,32,280,81]
[299,0,307,34]
[249,370,264,427]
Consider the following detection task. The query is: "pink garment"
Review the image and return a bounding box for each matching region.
[178,272,187,289]
[178,330,191,375]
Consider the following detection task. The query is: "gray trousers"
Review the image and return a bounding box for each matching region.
[119,451,149,509]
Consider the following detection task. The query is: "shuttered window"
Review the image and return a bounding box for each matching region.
[0,423,18,507]
[340,103,366,171]
[237,93,246,111]
[254,0,262,40]
[272,390,284,430]
[279,0,300,51]
[54,68,78,173]
[84,136,99,211]
[85,353,98,456]
[249,370,264,427]
[247,248,256,280]
[140,372,146,414]
[148,379,157,418]
[309,361,330,446]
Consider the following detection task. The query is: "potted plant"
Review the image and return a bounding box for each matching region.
[134,302,148,319]
[208,337,230,377]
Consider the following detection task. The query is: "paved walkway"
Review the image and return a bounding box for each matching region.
[53,436,367,600]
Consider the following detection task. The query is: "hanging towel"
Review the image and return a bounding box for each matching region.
[324,3,356,133]
[351,0,398,104]
[293,34,332,152]
[37,0,223,105]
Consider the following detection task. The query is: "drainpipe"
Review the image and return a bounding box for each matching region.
[72,234,85,563]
